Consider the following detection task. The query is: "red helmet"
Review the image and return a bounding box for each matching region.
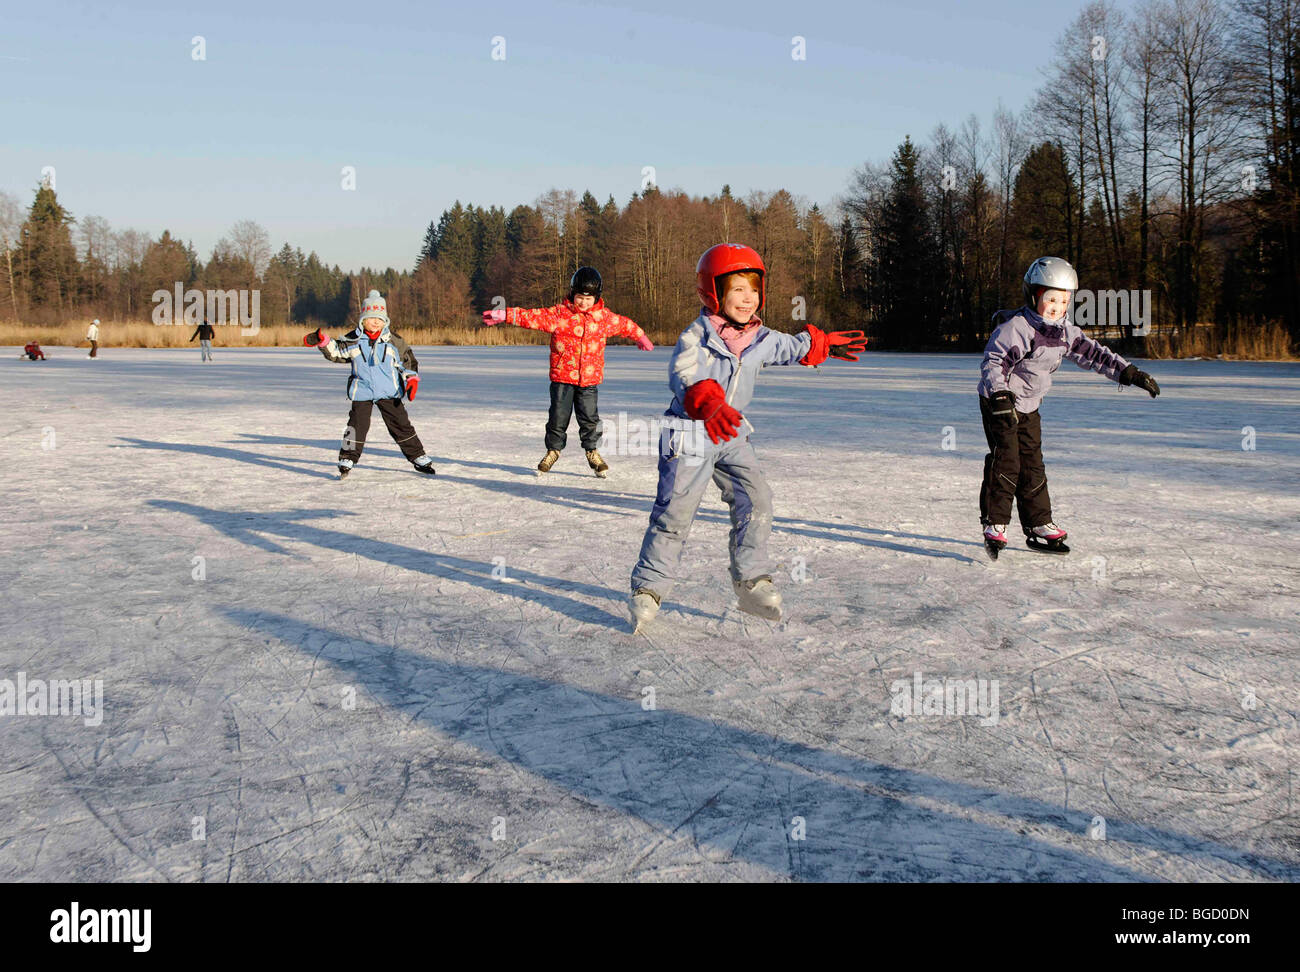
[696,243,765,314]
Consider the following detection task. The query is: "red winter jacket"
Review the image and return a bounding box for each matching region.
[504,299,647,387]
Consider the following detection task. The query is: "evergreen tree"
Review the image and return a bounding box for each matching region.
[418,202,476,279]
[873,137,940,347]
[1008,142,1077,292]
[14,184,79,311]
[472,205,508,306]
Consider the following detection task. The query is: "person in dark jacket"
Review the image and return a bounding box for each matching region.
[191,319,216,361]
[303,290,436,479]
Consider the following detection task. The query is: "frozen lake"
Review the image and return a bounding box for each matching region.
[1,344,1297,881]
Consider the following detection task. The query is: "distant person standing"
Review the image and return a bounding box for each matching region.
[86,319,100,358]
[191,319,215,361]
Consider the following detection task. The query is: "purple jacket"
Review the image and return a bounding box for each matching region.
[978,306,1130,413]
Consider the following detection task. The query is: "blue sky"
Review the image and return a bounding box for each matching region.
[2,0,1109,270]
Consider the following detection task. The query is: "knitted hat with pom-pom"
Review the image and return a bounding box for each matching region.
[359,290,389,328]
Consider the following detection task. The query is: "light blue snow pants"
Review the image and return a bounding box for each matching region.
[631,424,774,597]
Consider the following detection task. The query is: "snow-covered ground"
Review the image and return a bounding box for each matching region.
[1,344,1297,882]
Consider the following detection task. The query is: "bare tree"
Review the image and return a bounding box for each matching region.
[219,219,272,292]
[535,189,582,295]
[0,190,22,320]
[114,228,150,318]
[1080,1,1133,282]
[1150,0,1247,327]
[1233,0,1300,336]
[1123,2,1174,309]
[1035,27,1093,269]
[993,103,1024,302]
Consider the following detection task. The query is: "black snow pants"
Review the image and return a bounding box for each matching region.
[340,399,426,465]
[546,381,601,452]
[979,395,1053,533]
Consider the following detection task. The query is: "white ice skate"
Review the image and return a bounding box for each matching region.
[630,589,661,633]
[337,459,355,479]
[1025,522,1069,554]
[983,523,1007,560]
[733,575,782,621]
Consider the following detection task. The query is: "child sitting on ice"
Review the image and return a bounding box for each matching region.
[978,256,1160,558]
[628,243,867,629]
[23,341,46,361]
[303,290,436,479]
[481,267,653,477]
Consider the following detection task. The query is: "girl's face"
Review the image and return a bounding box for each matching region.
[362,317,383,334]
[1036,288,1071,321]
[720,275,760,324]
[572,294,596,311]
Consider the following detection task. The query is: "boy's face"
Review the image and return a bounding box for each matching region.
[720,275,760,324]
[362,317,383,334]
[1036,288,1071,321]
[572,293,596,311]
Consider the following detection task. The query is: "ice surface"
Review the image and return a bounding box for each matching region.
[1,345,1296,881]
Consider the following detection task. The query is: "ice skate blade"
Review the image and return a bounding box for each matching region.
[984,540,1003,561]
[1025,537,1070,554]
[736,602,782,621]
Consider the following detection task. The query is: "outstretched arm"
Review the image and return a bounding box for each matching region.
[610,313,653,350]
[1065,325,1129,381]
[757,328,814,367]
[306,330,357,363]
[799,325,868,365]
[483,305,565,333]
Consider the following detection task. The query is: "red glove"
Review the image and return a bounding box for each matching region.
[800,325,868,365]
[303,329,329,348]
[828,330,868,361]
[682,379,743,444]
[405,374,419,400]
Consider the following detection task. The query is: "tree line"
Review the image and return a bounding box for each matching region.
[1,0,1294,351]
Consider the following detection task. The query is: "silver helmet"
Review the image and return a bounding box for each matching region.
[1022,256,1078,307]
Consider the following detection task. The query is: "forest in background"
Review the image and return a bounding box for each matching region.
[2,0,1296,358]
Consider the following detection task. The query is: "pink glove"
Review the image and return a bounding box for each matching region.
[303,328,330,348]
[481,309,507,326]
[635,335,654,351]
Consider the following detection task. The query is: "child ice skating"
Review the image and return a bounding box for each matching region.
[481,267,653,477]
[304,289,436,479]
[86,319,99,358]
[629,243,867,630]
[978,256,1160,559]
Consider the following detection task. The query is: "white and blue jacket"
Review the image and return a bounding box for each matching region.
[667,313,812,420]
[320,326,419,402]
